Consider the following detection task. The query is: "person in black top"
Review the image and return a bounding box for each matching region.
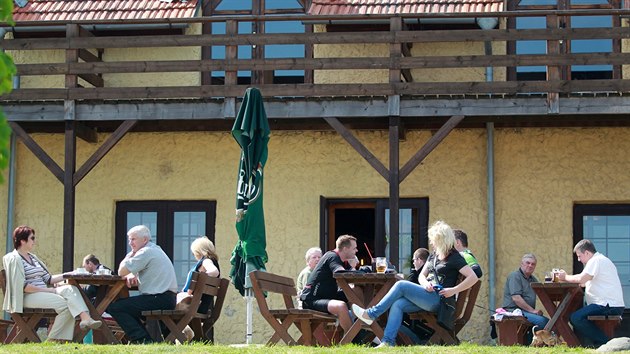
[408,248,429,284]
[300,234,357,333]
[352,221,478,347]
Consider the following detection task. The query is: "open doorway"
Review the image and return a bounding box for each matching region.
[321,197,429,275]
[334,207,376,267]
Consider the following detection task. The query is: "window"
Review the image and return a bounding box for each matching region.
[573,204,630,308]
[211,0,306,84]
[321,197,429,276]
[512,0,615,81]
[115,200,217,289]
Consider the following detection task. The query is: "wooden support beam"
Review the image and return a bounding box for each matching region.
[225,20,238,86]
[78,49,100,63]
[74,120,137,186]
[389,17,402,84]
[323,116,389,181]
[8,122,64,183]
[388,116,400,269]
[76,122,98,143]
[78,73,104,88]
[399,115,465,183]
[63,118,77,272]
[66,24,79,89]
[546,14,560,114]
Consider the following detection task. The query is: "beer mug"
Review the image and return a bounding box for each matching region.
[375,257,387,273]
[552,268,560,283]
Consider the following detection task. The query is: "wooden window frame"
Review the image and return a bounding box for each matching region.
[114,200,216,267]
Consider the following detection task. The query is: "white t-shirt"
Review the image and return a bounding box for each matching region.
[582,252,625,307]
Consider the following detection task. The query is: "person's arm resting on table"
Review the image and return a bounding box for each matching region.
[558,270,592,285]
[511,294,542,315]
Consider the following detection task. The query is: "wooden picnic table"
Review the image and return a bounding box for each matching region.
[531,282,583,347]
[333,272,400,344]
[63,273,128,344]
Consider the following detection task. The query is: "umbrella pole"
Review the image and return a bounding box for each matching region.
[246,288,253,344]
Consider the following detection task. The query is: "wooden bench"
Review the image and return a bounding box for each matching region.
[142,272,228,343]
[0,269,57,343]
[491,315,532,346]
[588,315,622,339]
[408,280,481,345]
[249,270,338,346]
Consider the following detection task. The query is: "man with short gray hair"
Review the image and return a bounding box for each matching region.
[502,253,549,329]
[106,225,178,344]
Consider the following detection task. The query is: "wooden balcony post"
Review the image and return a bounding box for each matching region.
[63,24,79,272]
[546,14,560,114]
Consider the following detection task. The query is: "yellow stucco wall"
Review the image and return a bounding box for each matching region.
[8,24,202,88]
[313,24,507,84]
[3,127,630,343]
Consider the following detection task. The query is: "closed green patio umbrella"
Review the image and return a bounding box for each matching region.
[228,87,270,344]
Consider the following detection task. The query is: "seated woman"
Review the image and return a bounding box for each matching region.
[2,225,102,342]
[177,236,220,310]
[352,221,478,348]
[175,236,220,340]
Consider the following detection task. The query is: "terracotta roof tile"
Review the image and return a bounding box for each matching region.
[13,0,199,22]
[308,0,503,15]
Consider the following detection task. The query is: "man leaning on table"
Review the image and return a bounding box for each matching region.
[300,235,357,334]
[557,239,624,347]
[106,225,178,344]
[502,253,549,329]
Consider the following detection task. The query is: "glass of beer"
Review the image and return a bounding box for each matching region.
[544,272,552,282]
[552,268,560,283]
[375,257,387,273]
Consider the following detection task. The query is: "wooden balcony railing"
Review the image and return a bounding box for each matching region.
[2,10,630,102]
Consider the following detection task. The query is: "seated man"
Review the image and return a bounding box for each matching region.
[454,229,483,278]
[106,225,178,344]
[502,253,549,330]
[82,254,111,299]
[300,235,357,334]
[408,248,429,284]
[558,239,624,347]
[296,247,322,297]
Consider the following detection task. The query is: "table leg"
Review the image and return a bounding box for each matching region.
[540,289,581,347]
[69,280,122,344]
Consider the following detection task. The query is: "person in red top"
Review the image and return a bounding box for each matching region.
[300,235,357,333]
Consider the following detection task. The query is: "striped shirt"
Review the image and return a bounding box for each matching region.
[21,255,51,288]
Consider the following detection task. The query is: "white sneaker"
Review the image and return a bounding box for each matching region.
[374,341,392,349]
[351,304,373,325]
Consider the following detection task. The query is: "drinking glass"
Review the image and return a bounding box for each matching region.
[552,268,560,282]
[375,257,387,273]
[544,272,552,282]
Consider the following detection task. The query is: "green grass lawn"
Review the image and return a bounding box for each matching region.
[0,343,597,354]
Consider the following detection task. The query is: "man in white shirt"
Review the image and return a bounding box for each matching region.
[558,239,625,347]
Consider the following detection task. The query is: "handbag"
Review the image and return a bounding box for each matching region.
[432,254,456,331]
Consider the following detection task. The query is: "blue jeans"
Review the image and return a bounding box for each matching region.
[570,304,624,347]
[366,281,440,346]
[522,311,549,329]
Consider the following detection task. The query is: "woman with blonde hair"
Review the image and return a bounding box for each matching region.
[179,236,220,300]
[352,221,478,347]
[175,236,220,340]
